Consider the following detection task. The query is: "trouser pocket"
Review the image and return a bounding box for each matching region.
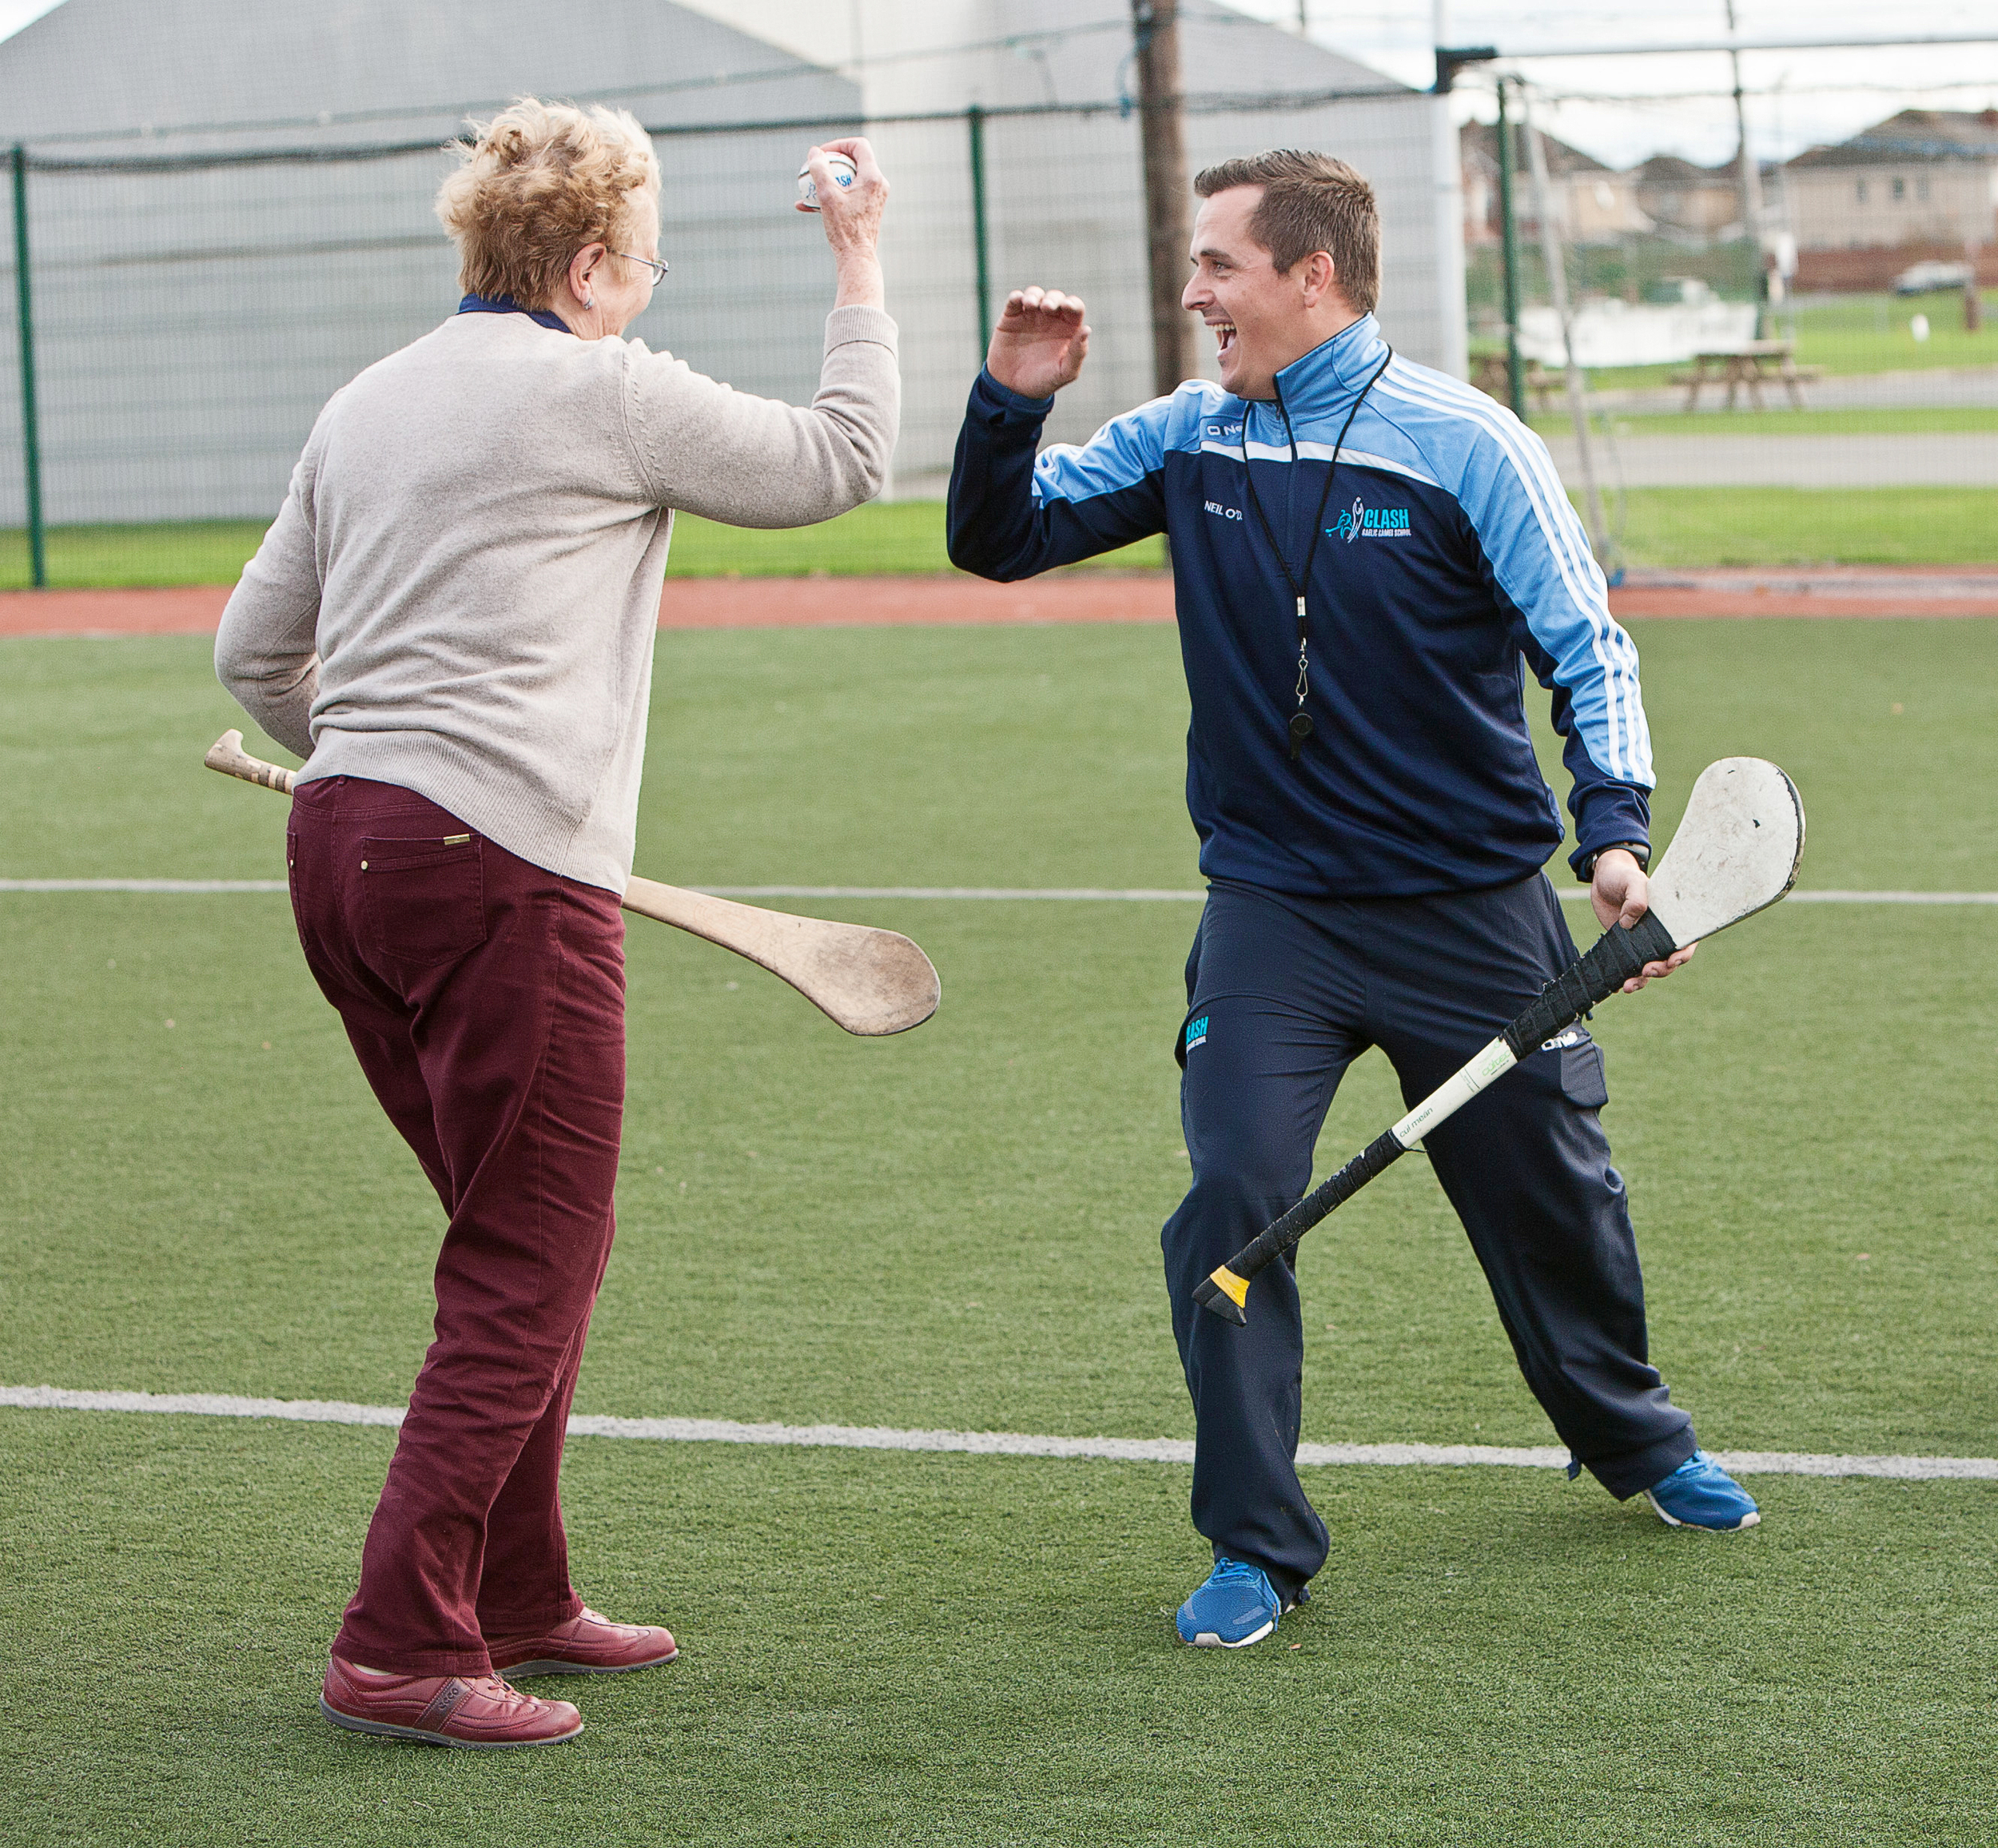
[360,833,488,968]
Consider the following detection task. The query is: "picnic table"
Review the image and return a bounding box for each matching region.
[1470,354,1560,414]
[1671,341,1825,411]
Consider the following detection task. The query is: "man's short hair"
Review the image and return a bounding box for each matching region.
[1192,150,1379,313]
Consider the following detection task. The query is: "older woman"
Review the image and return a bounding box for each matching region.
[215,100,898,1749]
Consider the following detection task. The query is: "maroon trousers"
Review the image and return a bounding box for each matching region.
[287,775,626,1675]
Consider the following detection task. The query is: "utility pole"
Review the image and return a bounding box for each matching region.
[1522,91,1613,570]
[1131,0,1197,397]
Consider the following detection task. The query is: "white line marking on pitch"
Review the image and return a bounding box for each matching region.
[702,887,1998,906]
[4,1385,1992,1481]
[0,878,289,892]
[6,882,1993,905]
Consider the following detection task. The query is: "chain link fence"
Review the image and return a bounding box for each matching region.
[1,68,1990,591]
[0,86,1442,588]
[1459,72,1998,577]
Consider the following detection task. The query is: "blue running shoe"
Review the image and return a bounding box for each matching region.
[1176,1557,1283,1647]
[1645,1450,1761,1531]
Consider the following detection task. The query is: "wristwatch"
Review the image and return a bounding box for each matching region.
[1580,841,1651,880]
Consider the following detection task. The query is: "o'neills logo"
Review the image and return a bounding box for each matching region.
[1331,496,1412,541]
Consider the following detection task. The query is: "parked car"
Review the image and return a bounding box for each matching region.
[1893,260,1975,295]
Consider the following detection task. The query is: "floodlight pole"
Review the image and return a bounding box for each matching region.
[10,142,44,589]
[1495,79,1526,420]
[1520,91,1613,572]
[1131,0,1197,398]
[1426,5,1475,379]
[1432,30,1496,384]
[1723,1,1767,329]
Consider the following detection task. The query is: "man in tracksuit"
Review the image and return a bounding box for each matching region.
[947,150,1761,1650]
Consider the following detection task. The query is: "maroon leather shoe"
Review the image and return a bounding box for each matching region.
[320,1655,583,1748]
[487,1605,679,1676]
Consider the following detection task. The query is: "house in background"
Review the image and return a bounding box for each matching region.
[1460,119,1649,246]
[1628,155,1743,244]
[1783,109,1998,289]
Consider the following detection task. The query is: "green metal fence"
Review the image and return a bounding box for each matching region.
[0,83,1444,589]
[1,80,1992,591]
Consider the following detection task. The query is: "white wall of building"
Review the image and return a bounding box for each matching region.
[0,0,1457,521]
[1788,161,1998,251]
[675,0,1457,492]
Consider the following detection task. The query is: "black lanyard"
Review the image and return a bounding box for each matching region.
[1239,348,1392,760]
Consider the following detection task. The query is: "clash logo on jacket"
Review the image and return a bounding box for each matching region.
[1332,496,1412,541]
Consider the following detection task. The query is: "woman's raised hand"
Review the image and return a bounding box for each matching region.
[986,288,1091,399]
[805,137,888,311]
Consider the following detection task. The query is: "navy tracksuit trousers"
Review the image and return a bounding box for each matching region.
[1163,874,1697,1599]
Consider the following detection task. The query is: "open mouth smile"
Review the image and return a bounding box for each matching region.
[1208,320,1238,356]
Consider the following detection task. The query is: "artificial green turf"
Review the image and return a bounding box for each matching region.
[3,622,1996,1842]
[5,1412,1995,1847]
[6,621,1995,893]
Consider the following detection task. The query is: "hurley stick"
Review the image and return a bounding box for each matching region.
[204,731,941,1037]
[1192,757,1804,1324]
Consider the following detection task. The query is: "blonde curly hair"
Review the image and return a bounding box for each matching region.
[436,98,661,309]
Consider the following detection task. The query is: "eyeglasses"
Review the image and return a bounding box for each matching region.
[612,249,669,285]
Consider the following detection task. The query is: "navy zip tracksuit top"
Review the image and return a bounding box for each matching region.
[948,313,1653,893]
[948,317,1700,1596]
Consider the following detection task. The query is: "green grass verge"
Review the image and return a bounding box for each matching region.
[0,519,274,590]
[1792,288,1998,375]
[0,485,1991,591]
[2,623,1996,1843]
[1610,487,1998,568]
[1515,291,1998,390]
[0,504,1164,591]
[666,504,1165,576]
[1532,406,1998,437]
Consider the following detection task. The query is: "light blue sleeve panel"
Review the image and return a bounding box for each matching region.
[1029,388,1183,508]
[1373,362,1654,791]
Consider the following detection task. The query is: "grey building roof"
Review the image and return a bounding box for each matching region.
[1460,119,1609,177]
[1789,109,1998,169]
[0,0,858,151]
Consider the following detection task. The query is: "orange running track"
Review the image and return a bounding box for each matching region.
[2,567,1996,638]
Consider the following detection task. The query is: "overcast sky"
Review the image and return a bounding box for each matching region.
[0,0,53,44]
[1227,1,1998,168]
[0,0,1991,170]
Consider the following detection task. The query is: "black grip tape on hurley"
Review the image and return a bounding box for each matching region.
[1227,1131,1407,1286]
[1500,910,1678,1061]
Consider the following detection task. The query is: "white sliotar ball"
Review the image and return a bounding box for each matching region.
[797,151,858,211]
